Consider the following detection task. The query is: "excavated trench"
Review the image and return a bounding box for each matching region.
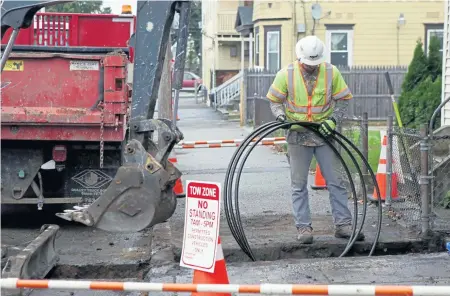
[3,197,447,281]
[45,221,446,280]
[46,236,445,282]
[171,231,444,265]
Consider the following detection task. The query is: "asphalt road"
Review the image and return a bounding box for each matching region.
[169,95,425,262]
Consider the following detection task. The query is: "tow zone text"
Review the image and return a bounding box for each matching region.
[180,181,221,273]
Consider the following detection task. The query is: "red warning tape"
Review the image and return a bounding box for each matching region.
[175,137,287,149]
[1,279,449,295]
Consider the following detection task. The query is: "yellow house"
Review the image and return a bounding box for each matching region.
[201,0,253,92]
[252,0,445,70]
[201,0,445,99]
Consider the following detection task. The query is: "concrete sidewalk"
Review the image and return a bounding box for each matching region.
[160,96,441,263]
[148,253,450,288]
[30,253,450,295]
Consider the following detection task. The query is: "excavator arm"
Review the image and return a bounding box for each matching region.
[56,0,192,232]
[1,0,192,232]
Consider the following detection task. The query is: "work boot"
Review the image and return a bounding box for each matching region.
[297,227,313,244]
[334,225,365,241]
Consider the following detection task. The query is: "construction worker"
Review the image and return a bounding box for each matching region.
[266,35,365,244]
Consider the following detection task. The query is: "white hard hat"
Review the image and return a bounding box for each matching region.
[295,36,326,66]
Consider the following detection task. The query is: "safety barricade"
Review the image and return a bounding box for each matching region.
[175,137,287,149]
[1,279,449,295]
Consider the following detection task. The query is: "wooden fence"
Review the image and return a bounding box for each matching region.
[244,65,408,126]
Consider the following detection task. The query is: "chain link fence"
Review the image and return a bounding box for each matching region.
[429,129,450,230]
[387,126,422,229]
[339,120,366,224]
[384,122,450,232]
[327,116,449,234]
[335,118,367,196]
[261,109,449,234]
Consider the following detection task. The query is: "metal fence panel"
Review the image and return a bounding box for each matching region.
[385,124,450,232]
[253,98,275,126]
[388,127,422,229]
[430,126,450,229]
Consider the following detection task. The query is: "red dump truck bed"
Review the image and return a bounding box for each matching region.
[1,12,135,142]
[1,12,135,48]
[1,49,129,142]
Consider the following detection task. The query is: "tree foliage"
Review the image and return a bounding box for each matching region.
[46,1,111,14]
[187,1,202,74]
[400,39,428,93]
[171,0,202,74]
[427,36,443,81]
[398,37,443,129]
[408,76,442,129]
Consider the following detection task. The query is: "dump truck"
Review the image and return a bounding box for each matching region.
[1,10,136,210]
[1,0,191,233]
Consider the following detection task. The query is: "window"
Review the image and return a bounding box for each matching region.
[255,31,260,66]
[425,25,444,55]
[230,46,238,57]
[326,29,353,67]
[183,72,193,80]
[265,29,280,71]
[267,32,280,71]
[244,0,254,7]
[264,25,281,71]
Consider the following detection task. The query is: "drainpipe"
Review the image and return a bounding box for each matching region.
[249,32,253,69]
[213,40,217,110]
[292,0,297,60]
[241,36,245,73]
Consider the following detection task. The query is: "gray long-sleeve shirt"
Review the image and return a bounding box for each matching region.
[269,64,351,147]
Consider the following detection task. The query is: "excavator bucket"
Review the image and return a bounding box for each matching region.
[1,224,59,296]
[56,138,182,232]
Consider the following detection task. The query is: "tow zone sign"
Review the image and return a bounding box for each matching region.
[180,181,221,273]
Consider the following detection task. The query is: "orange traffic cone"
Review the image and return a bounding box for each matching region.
[311,164,327,190]
[191,237,230,296]
[168,151,184,197]
[368,135,399,202]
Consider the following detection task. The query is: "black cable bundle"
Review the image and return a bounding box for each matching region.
[223,121,383,261]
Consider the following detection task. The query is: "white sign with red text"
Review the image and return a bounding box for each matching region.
[180,180,221,273]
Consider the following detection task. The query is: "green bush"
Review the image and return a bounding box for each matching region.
[401,39,429,93]
[441,191,450,209]
[398,36,442,129]
[410,76,442,129]
[428,36,443,81]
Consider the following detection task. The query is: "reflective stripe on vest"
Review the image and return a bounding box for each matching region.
[267,85,287,101]
[286,62,333,121]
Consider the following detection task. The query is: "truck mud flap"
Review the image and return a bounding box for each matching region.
[1,224,59,296]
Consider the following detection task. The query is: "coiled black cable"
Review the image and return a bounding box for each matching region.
[223,121,279,258]
[223,121,382,261]
[333,130,383,256]
[231,122,358,260]
[225,121,380,260]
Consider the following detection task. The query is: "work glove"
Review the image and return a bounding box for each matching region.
[319,119,336,137]
[276,115,286,123]
[276,115,289,130]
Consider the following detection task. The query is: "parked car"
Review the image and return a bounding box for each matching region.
[182,71,203,92]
